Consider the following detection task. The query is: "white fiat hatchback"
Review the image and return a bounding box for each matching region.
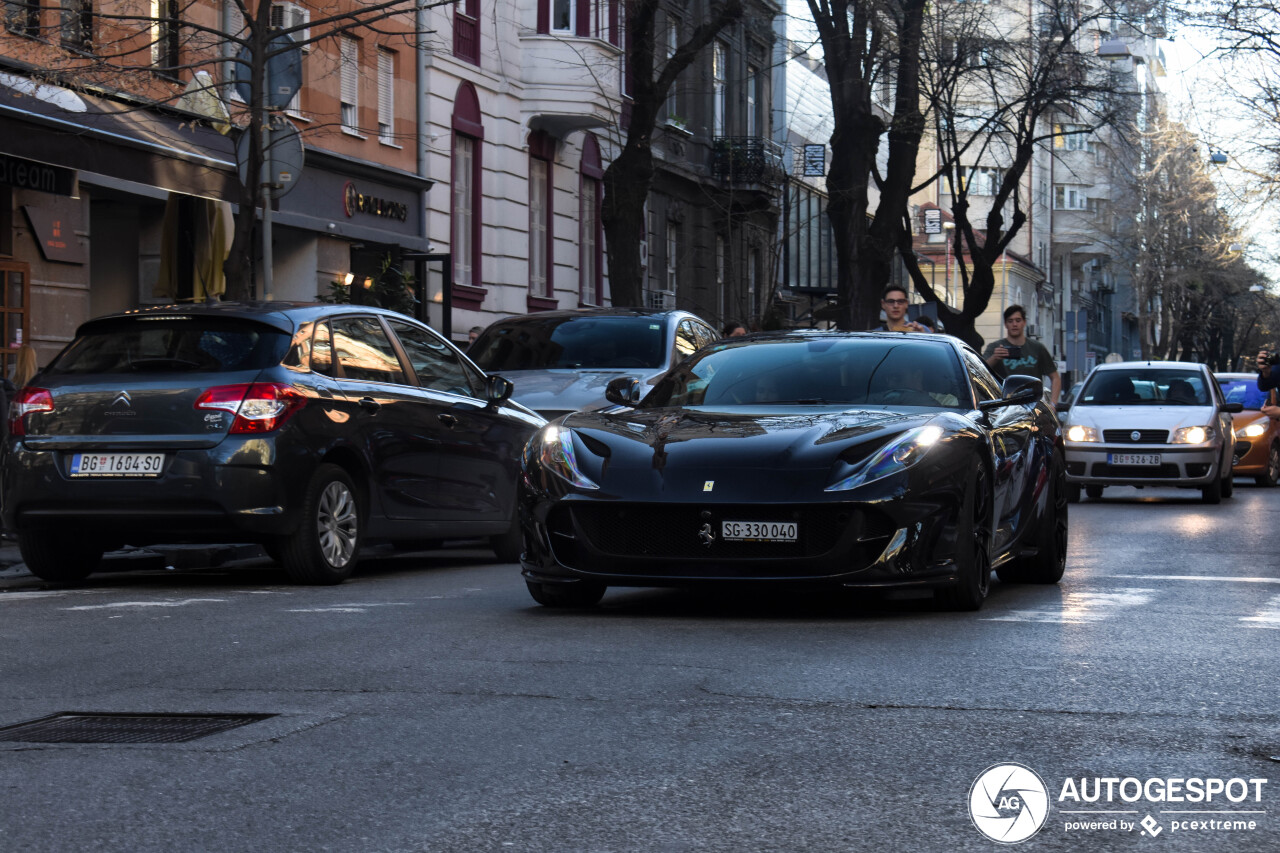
[1059,361,1243,503]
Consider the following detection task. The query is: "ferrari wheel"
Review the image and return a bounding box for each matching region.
[999,453,1067,585]
[526,579,606,608]
[937,467,992,611]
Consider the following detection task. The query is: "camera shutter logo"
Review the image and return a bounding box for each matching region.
[968,763,1050,844]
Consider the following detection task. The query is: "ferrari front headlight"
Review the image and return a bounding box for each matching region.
[1171,425,1212,445]
[538,425,600,489]
[1065,424,1099,442]
[826,424,945,492]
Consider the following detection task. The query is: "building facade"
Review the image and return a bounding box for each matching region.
[0,0,427,364]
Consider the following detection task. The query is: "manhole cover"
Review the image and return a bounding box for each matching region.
[0,712,275,744]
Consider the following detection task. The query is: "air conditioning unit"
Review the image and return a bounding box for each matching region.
[271,2,311,50]
[1027,324,1038,337]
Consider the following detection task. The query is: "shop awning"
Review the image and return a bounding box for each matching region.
[0,72,238,201]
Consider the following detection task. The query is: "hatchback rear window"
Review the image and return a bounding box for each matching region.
[48,319,289,375]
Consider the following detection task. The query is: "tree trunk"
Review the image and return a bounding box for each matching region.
[602,142,655,307]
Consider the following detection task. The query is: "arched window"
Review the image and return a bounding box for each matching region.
[451,83,484,307]
[528,130,556,306]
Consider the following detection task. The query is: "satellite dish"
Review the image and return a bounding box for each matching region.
[233,32,303,111]
[236,115,305,197]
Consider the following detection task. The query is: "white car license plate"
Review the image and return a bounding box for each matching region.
[1108,453,1161,466]
[722,520,798,543]
[69,452,165,477]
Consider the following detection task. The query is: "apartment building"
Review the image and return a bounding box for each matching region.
[415,1,781,339]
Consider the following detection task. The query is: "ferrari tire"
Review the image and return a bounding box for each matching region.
[18,525,102,582]
[280,464,362,585]
[526,579,606,608]
[998,454,1067,585]
[1085,484,1104,500]
[936,467,992,611]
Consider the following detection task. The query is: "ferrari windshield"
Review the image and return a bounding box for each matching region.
[643,337,969,409]
[1078,369,1210,406]
[469,316,668,370]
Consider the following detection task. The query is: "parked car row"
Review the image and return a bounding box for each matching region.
[2,309,1068,615]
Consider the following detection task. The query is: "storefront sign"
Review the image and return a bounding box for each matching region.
[23,199,86,263]
[0,153,77,197]
[342,181,408,222]
[802,144,825,177]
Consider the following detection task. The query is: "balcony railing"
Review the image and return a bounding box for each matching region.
[710,137,785,185]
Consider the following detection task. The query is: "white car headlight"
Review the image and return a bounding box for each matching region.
[1241,423,1267,438]
[538,425,600,489]
[1171,426,1212,445]
[1066,424,1099,442]
[826,424,944,492]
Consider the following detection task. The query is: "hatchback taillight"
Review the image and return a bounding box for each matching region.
[195,383,306,433]
[10,387,53,437]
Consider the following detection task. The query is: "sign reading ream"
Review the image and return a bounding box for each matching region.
[0,153,77,197]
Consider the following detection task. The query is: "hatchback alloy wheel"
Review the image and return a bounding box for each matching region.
[318,480,359,567]
[280,463,364,584]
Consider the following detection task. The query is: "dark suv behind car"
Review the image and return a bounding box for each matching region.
[2,302,544,584]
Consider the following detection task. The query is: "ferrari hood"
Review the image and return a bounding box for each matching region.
[560,406,938,498]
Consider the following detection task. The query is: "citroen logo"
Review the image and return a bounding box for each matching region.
[1131,430,1141,441]
[112,390,132,409]
[697,523,715,547]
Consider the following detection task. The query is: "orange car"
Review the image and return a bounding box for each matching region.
[1216,372,1280,486]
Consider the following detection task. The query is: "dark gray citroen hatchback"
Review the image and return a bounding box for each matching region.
[1,302,544,584]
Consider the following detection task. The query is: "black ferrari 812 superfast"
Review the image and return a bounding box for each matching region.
[517,331,1066,610]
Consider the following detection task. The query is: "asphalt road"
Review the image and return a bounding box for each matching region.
[0,483,1278,852]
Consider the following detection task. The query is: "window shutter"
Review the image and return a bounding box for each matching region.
[377,50,394,142]
[340,38,359,129]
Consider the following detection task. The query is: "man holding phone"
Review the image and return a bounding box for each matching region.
[984,304,1060,402]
